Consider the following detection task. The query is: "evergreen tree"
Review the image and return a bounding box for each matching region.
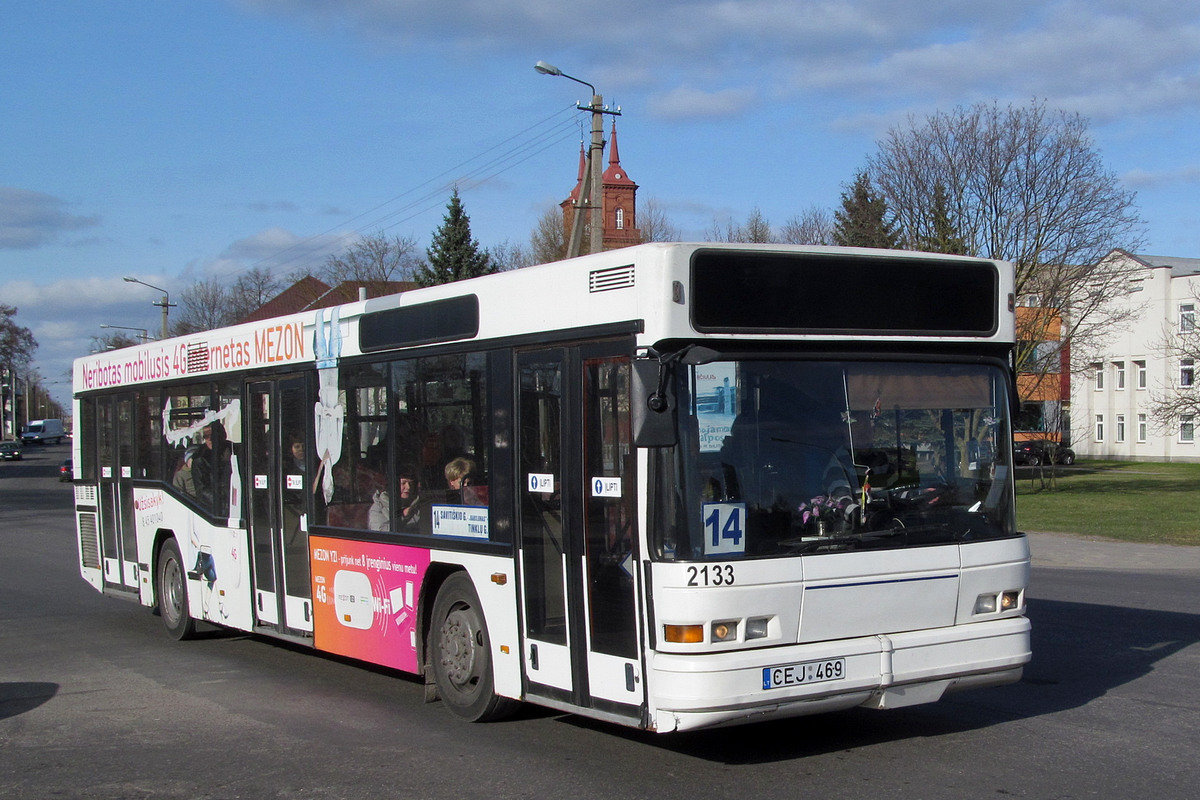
[416,189,494,287]
[917,183,969,255]
[832,171,900,249]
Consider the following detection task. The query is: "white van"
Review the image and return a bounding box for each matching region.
[22,418,66,445]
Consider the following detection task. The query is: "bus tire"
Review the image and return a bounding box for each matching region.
[157,537,196,641]
[430,572,516,722]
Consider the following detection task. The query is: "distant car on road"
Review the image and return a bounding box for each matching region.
[1013,439,1075,466]
[21,418,66,446]
[1,441,23,461]
[59,458,73,482]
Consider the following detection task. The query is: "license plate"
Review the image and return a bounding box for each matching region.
[762,657,846,690]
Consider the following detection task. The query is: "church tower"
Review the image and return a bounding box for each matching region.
[560,120,641,252]
[601,121,640,249]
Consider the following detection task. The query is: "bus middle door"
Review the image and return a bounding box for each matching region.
[246,376,314,635]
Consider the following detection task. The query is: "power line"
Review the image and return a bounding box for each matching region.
[238,103,580,279]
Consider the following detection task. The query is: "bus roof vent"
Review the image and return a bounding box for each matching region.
[589,264,635,293]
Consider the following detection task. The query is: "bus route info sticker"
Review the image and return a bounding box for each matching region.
[310,536,431,673]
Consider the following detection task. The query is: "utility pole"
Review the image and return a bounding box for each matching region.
[123,277,175,339]
[586,92,605,256]
[535,61,621,257]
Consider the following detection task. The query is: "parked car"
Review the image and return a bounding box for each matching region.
[1013,439,1075,466]
[59,458,73,482]
[0,441,22,460]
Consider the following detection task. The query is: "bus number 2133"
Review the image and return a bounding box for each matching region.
[686,564,735,586]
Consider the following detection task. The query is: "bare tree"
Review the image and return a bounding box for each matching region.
[529,205,566,265]
[227,265,285,321]
[779,206,834,245]
[0,304,37,373]
[706,207,771,243]
[869,99,1145,383]
[171,278,232,336]
[638,197,682,243]
[320,231,421,286]
[486,239,533,272]
[90,331,142,352]
[1149,286,1200,432]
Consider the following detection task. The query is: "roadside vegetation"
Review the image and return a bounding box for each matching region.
[1016,461,1200,546]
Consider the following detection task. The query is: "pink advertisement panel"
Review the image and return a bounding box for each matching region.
[310,536,431,673]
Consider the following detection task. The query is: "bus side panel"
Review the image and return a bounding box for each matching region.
[307,538,520,698]
[132,486,256,633]
[309,535,430,672]
[76,484,105,593]
[427,550,522,701]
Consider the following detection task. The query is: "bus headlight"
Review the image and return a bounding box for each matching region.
[745,617,770,640]
[975,590,1022,615]
[974,594,997,614]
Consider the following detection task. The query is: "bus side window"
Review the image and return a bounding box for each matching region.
[324,363,389,531]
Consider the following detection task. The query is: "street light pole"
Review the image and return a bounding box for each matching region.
[99,324,151,344]
[535,61,620,257]
[123,276,175,339]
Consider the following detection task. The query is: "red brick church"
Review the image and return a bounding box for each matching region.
[560,121,641,250]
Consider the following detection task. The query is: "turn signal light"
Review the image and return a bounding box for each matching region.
[664,624,705,644]
[1000,590,1020,611]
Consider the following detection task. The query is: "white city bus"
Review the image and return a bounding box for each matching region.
[72,243,1030,732]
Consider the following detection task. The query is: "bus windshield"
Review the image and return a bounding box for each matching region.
[653,359,1016,559]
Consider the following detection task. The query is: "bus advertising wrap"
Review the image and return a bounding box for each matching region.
[310,536,431,672]
[77,318,308,391]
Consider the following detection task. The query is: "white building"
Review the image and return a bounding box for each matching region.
[1071,250,1200,462]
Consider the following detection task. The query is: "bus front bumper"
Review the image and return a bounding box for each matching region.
[647,616,1030,733]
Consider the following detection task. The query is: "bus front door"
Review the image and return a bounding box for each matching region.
[517,346,644,722]
[246,376,314,635]
[95,393,139,593]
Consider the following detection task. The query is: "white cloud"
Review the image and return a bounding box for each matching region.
[239,0,1200,130]
[649,86,758,121]
[1122,165,1200,188]
[0,187,100,249]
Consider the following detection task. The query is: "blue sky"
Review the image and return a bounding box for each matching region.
[3,0,1199,405]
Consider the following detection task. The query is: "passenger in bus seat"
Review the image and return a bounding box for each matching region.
[172,446,199,497]
[395,465,426,531]
[444,456,485,504]
[193,422,232,511]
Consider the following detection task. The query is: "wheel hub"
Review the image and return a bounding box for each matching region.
[440,607,479,687]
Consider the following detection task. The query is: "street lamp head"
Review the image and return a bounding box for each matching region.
[123,276,137,283]
[534,60,595,96]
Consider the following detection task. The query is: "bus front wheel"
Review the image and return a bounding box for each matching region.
[430,573,516,722]
[157,538,196,641]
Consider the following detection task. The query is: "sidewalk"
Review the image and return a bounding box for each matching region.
[1027,531,1200,572]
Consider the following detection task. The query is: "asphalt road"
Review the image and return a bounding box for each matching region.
[2,442,1198,799]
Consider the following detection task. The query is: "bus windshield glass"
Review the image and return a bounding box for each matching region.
[653,359,1015,559]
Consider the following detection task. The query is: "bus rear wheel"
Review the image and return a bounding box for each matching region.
[157,537,196,641]
[430,573,516,722]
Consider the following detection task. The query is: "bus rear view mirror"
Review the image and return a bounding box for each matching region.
[632,346,720,447]
[633,358,676,447]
